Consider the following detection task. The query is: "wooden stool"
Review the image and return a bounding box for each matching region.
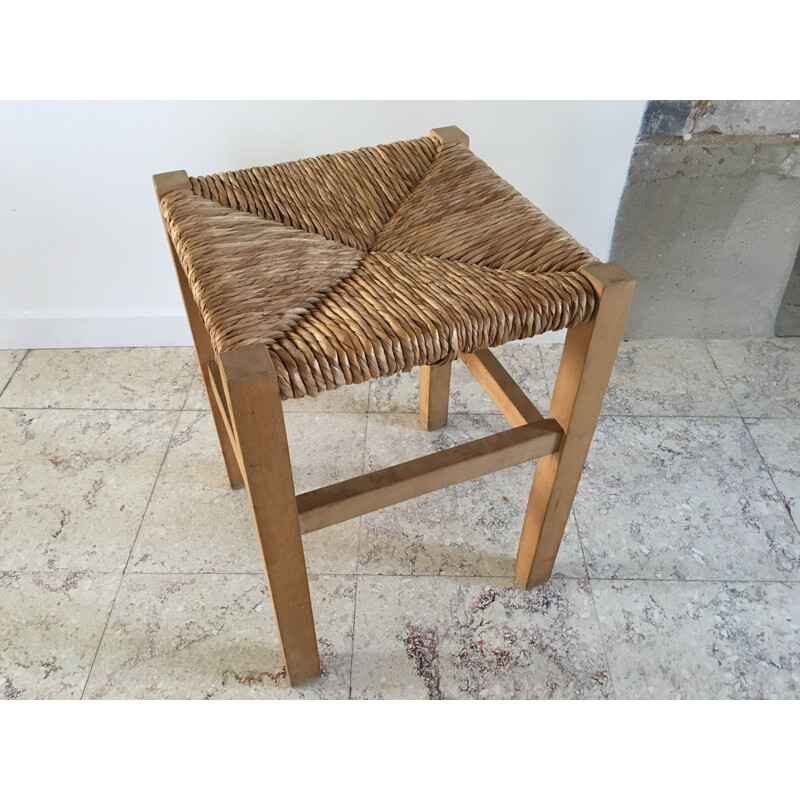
[153,126,635,686]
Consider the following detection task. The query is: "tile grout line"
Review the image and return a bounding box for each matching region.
[0,405,374,413]
[705,340,799,535]
[0,350,30,400]
[741,418,800,537]
[6,569,798,584]
[568,508,618,700]
[702,340,747,419]
[78,373,194,699]
[537,344,553,401]
[4,404,791,422]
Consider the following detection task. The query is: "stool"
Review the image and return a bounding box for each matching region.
[153,126,635,686]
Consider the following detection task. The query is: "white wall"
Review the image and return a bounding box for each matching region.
[0,101,644,348]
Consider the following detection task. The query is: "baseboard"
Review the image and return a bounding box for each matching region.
[0,315,566,350]
[0,316,193,349]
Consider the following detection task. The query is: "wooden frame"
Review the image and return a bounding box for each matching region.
[153,127,634,686]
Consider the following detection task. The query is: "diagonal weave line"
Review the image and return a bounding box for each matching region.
[371,142,598,274]
[161,190,367,353]
[266,252,596,399]
[188,136,440,251]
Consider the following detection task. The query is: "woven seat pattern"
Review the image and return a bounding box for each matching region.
[161,134,601,399]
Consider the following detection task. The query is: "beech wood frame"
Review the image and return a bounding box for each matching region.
[153,126,634,686]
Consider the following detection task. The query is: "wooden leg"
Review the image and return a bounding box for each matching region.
[197,358,244,488]
[419,363,451,431]
[219,344,321,686]
[153,171,243,489]
[515,263,635,589]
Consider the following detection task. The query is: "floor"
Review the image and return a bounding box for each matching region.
[0,338,798,700]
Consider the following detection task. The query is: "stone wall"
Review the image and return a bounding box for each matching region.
[611,100,800,338]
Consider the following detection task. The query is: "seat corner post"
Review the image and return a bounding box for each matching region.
[153,169,245,489]
[515,261,635,589]
[429,126,470,148]
[153,169,191,200]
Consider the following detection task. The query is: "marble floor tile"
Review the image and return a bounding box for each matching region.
[594,580,800,699]
[184,369,371,413]
[0,347,196,410]
[182,368,205,411]
[706,338,800,418]
[574,417,799,581]
[0,571,121,699]
[369,342,551,417]
[746,418,800,530]
[351,576,612,699]
[537,343,561,398]
[359,413,586,578]
[129,410,365,575]
[84,573,355,699]
[0,409,177,572]
[0,350,26,393]
[540,340,737,417]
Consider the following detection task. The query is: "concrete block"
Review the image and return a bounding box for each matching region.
[628,140,756,182]
[755,143,800,178]
[637,100,800,138]
[639,101,693,137]
[691,101,800,137]
[611,172,800,338]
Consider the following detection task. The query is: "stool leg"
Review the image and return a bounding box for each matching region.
[219,344,321,686]
[419,363,451,430]
[515,263,635,589]
[177,263,243,490]
[153,171,243,489]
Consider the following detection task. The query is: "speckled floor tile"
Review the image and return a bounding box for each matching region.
[83,573,355,699]
[537,343,561,398]
[369,342,551,417]
[0,571,121,699]
[594,580,800,699]
[184,369,370,413]
[129,410,365,575]
[0,409,177,571]
[359,413,586,578]
[706,338,800,418]
[746,418,800,529]
[540,340,737,417]
[574,417,799,581]
[0,348,196,410]
[351,576,611,699]
[0,350,26,392]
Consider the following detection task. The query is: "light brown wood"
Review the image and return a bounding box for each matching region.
[153,171,243,489]
[430,126,470,147]
[153,169,192,200]
[515,262,635,588]
[297,418,563,534]
[419,363,452,430]
[218,344,321,686]
[205,359,233,432]
[204,360,248,479]
[461,349,544,426]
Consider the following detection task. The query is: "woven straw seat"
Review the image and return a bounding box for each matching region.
[160,132,600,400]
